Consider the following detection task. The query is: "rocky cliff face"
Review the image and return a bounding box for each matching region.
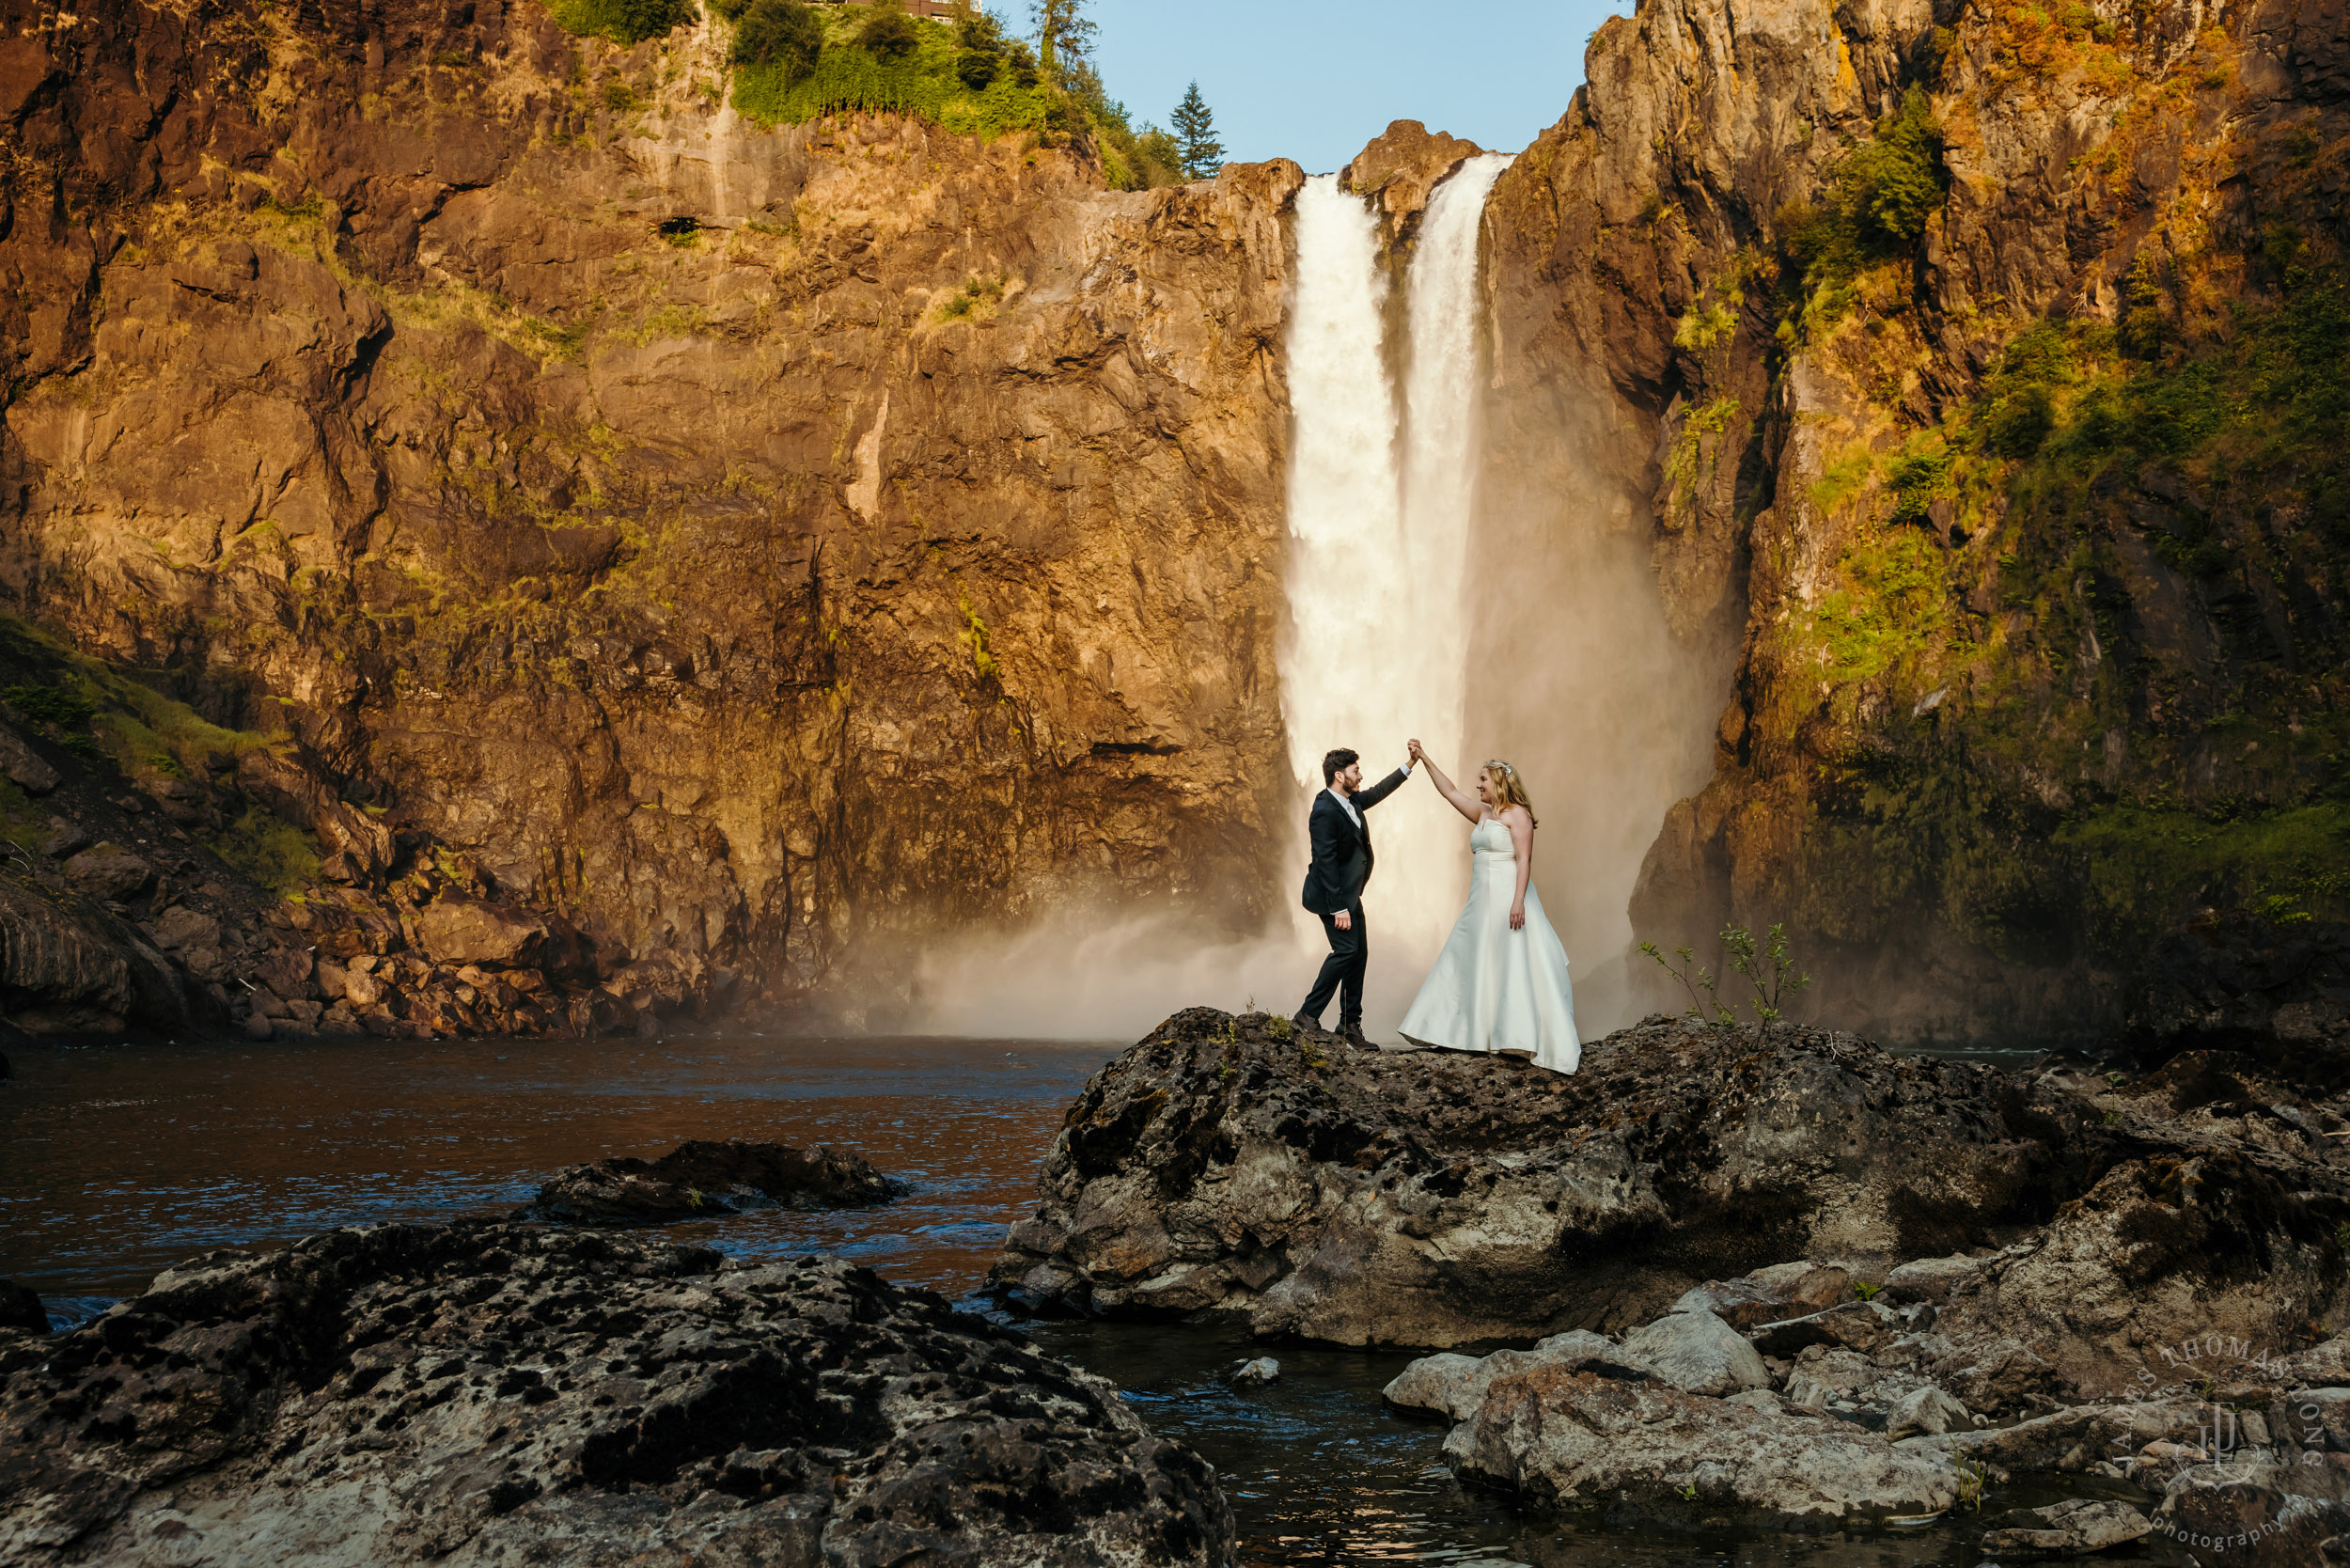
[1482,0,2350,1042]
[0,0,1302,1024]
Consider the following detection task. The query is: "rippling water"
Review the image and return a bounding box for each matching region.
[0,1034,2155,1566]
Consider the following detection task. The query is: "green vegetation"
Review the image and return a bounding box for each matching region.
[0,622,278,779]
[1776,87,1946,326]
[1663,395,1743,523]
[1640,923,1811,1025]
[726,0,824,79]
[720,0,1182,190]
[551,0,692,46]
[215,806,322,896]
[935,274,1005,321]
[1171,79,1223,180]
[732,4,1063,141]
[1806,525,1949,683]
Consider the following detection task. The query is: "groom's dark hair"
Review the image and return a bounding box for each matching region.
[1321,747,1358,785]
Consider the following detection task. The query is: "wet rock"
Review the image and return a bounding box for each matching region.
[518,1138,906,1225]
[2154,1463,2350,1568]
[61,848,154,902]
[1885,1385,1977,1438]
[415,896,547,967]
[0,1222,1231,1567]
[1618,1309,1768,1396]
[0,725,57,794]
[0,1278,45,1334]
[996,1009,2088,1346]
[1443,1365,1959,1521]
[1229,1356,1279,1388]
[1383,1331,1627,1422]
[1980,1497,2151,1557]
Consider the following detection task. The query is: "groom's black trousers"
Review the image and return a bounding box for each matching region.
[1299,900,1367,1027]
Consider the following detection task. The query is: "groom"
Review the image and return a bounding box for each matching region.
[1296,745,1413,1046]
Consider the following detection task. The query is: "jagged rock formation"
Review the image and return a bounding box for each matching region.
[995,1008,2350,1362]
[0,1222,1233,1567]
[0,0,1303,1022]
[517,1137,904,1224]
[1481,0,2350,1043]
[1388,1258,2350,1561]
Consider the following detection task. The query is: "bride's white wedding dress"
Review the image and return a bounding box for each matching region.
[1398,816,1580,1074]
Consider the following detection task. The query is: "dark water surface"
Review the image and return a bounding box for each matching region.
[0,1034,2157,1566]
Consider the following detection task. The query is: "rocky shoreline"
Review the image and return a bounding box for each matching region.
[996,1008,2350,1355]
[993,1005,2350,1560]
[0,1222,1232,1567]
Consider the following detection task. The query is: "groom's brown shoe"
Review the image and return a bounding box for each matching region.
[1340,1022,1371,1050]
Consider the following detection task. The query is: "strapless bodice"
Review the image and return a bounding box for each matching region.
[1471,819,1515,858]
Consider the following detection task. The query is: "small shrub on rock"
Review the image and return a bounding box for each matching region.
[857,6,921,62]
[552,0,692,46]
[731,0,823,79]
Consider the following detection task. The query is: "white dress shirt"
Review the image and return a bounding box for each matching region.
[1325,763,1411,830]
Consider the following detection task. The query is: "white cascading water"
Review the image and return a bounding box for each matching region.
[1278,157,1509,1028]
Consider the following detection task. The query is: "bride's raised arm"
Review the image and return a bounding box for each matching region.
[1407,741,1484,824]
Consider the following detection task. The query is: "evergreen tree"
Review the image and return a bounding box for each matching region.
[1171,81,1223,180]
[1030,0,1096,82]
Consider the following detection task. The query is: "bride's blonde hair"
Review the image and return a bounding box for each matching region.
[1482,760,1538,825]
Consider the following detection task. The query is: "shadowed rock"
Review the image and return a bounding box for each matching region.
[0,1222,1231,1567]
[0,1278,46,1335]
[994,1008,2087,1346]
[517,1138,906,1225]
[998,1009,2350,1385]
[1442,1366,1961,1522]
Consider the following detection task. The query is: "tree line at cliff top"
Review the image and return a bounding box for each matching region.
[553,0,1226,188]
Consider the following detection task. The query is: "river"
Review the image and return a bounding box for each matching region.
[0,1031,2132,1566]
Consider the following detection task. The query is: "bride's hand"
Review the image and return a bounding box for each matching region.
[1407,738,1423,761]
[1510,902,1526,931]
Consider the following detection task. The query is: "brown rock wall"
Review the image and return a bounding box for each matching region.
[1476,0,2350,1042]
[0,0,1306,1014]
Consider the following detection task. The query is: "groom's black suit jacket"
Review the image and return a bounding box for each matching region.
[1299,769,1410,916]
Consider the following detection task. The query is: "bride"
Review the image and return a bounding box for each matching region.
[1396,742,1580,1074]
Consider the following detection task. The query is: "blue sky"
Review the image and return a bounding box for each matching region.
[1081,0,1630,175]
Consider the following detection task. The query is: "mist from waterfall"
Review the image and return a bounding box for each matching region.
[910,151,1696,1043]
[1276,160,1506,1031]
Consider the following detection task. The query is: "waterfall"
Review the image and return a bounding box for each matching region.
[1278,157,1508,1027]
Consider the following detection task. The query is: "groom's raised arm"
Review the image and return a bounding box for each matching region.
[1353,765,1412,812]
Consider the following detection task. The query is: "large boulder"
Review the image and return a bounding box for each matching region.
[0,1278,46,1335]
[1382,1331,1626,1421]
[0,1222,1231,1567]
[1442,1365,1960,1521]
[517,1138,906,1225]
[415,896,546,967]
[994,1008,2092,1346]
[0,724,58,794]
[0,880,191,1034]
[59,848,153,902]
[1929,1147,2350,1399]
